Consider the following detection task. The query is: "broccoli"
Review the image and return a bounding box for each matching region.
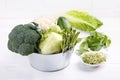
[8,23,41,56]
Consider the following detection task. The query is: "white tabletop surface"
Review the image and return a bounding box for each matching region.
[0,17,120,80]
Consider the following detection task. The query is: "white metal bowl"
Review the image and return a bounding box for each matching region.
[28,50,73,72]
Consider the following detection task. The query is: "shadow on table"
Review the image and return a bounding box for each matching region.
[76,61,104,72]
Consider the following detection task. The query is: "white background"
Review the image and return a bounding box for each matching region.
[0,0,120,18]
[0,0,120,80]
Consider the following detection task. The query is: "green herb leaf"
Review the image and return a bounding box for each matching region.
[78,31,111,54]
[106,39,111,48]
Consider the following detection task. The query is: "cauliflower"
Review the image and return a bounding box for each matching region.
[33,16,56,30]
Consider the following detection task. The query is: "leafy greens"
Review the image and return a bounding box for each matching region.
[64,10,103,32]
[78,31,111,55]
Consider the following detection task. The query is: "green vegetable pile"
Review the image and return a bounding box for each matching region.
[82,52,106,64]
[8,16,80,55]
[7,10,111,57]
[78,31,111,55]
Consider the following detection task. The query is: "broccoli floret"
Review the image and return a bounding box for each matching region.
[18,44,34,55]
[8,23,41,56]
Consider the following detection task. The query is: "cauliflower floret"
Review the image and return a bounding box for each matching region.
[33,16,56,30]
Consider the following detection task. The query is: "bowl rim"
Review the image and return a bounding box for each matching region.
[31,49,73,56]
